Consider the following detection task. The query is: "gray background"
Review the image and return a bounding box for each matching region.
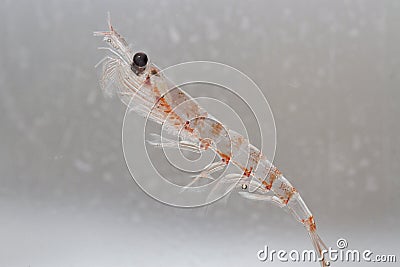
[1,0,399,266]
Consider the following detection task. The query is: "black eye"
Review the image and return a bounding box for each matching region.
[131,52,148,76]
[133,52,148,67]
[131,52,148,75]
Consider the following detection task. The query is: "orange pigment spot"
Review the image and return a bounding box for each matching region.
[219,152,231,164]
[302,216,316,231]
[152,86,184,127]
[243,167,253,177]
[184,121,194,133]
[274,168,282,176]
[262,180,272,190]
[211,122,223,136]
[144,75,152,86]
[279,182,297,204]
[266,172,277,189]
[150,68,159,76]
[199,138,212,150]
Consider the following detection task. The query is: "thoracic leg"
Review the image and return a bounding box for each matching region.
[146,133,200,153]
[181,161,227,191]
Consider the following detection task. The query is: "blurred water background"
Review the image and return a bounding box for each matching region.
[0,1,399,266]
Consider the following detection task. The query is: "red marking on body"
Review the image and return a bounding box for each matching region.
[232,135,244,149]
[261,167,282,191]
[199,138,212,150]
[191,116,206,129]
[145,74,151,86]
[243,167,253,177]
[211,122,223,136]
[150,68,159,76]
[237,136,244,144]
[158,97,172,114]
[153,87,172,113]
[279,182,297,204]
[302,216,316,232]
[250,149,261,160]
[218,152,231,164]
[261,180,271,190]
[184,121,194,133]
[274,168,282,176]
[151,86,185,128]
[264,172,277,190]
[282,193,294,204]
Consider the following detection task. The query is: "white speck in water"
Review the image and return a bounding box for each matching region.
[102,172,113,182]
[288,103,297,112]
[130,213,142,223]
[288,80,300,88]
[169,26,181,44]
[87,89,97,105]
[74,159,92,173]
[53,155,63,160]
[282,58,293,70]
[283,8,292,18]
[189,34,200,43]
[347,179,356,188]
[317,68,326,77]
[366,176,378,192]
[359,158,370,168]
[205,20,220,41]
[352,135,361,151]
[348,28,359,38]
[347,167,356,176]
[240,16,250,30]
